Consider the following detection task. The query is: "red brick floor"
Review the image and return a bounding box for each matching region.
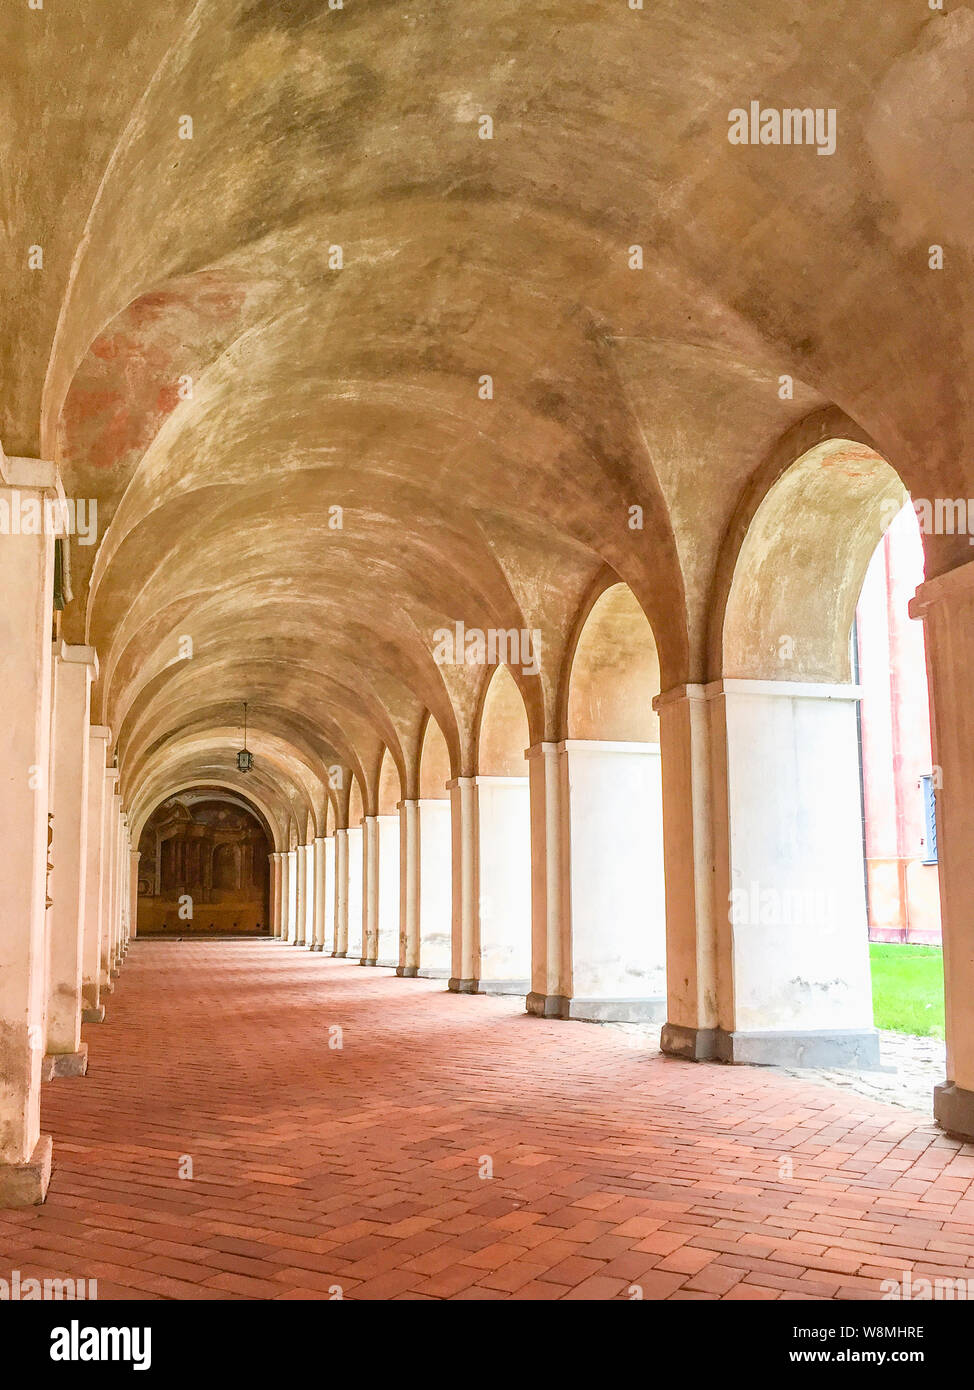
[3,939,974,1300]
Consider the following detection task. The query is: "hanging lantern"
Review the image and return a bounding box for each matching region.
[237,701,254,773]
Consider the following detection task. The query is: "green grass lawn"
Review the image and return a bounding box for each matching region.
[870,943,945,1038]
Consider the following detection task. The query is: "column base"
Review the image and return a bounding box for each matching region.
[526,991,571,1019]
[332,950,347,958]
[0,1135,53,1207]
[81,1005,106,1024]
[109,968,120,980]
[449,977,479,994]
[934,1081,974,1141]
[396,965,419,978]
[359,957,377,967]
[660,1022,881,1068]
[41,1047,88,1080]
[661,1023,723,1060]
[310,943,324,952]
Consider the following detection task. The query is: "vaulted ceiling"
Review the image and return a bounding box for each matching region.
[5,0,972,843]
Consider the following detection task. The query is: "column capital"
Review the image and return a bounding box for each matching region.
[652,682,710,712]
[0,442,58,491]
[105,768,120,788]
[910,557,974,617]
[56,642,98,676]
[524,741,559,761]
[89,724,112,744]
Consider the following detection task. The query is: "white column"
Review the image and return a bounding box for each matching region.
[0,460,56,1204]
[448,777,479,992]
[269,853,282,937]
[118,814,130,957]
[304,841,315,947]
[526,742,570,1016]
[110,795,124,971]
[100,769,119,994]
[129,851,140,942]
[334,828,349,955]
[653,685,721,1061]
[362,815,379,963]
[398,800,421,976]
[297,845,308,944]
[277,851,289,941]
[45,643,98,1075]
[82,727,110,1023]
[376,813,400,967]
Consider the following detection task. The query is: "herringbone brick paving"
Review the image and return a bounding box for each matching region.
[3,939,974,1300]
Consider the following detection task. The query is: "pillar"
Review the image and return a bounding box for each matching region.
[44,643,98,1078]
[303,841,315,947]
[376,813,400,967]
[117,814,130,959]
[293,846,306,945]
[312,837,326,949]
[129,850,140,941]
[526,743,570,1017]
[654,685,721,1061]
[397,800,421,976]
[81,727,110,1023]
[278,850,290,941]
[100,769,119,995]
[911,562,974,1137]
[448,777,479,992]
[0,455,57,1204]
[110,795,124,972]
[269,852,282,937]
[333,827,349,955]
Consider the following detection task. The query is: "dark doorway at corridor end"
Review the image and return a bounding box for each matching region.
[137,790,271,936]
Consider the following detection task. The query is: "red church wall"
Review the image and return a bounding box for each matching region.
[856,504,941,944]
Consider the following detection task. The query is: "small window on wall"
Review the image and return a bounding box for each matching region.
[920,775,938,865]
